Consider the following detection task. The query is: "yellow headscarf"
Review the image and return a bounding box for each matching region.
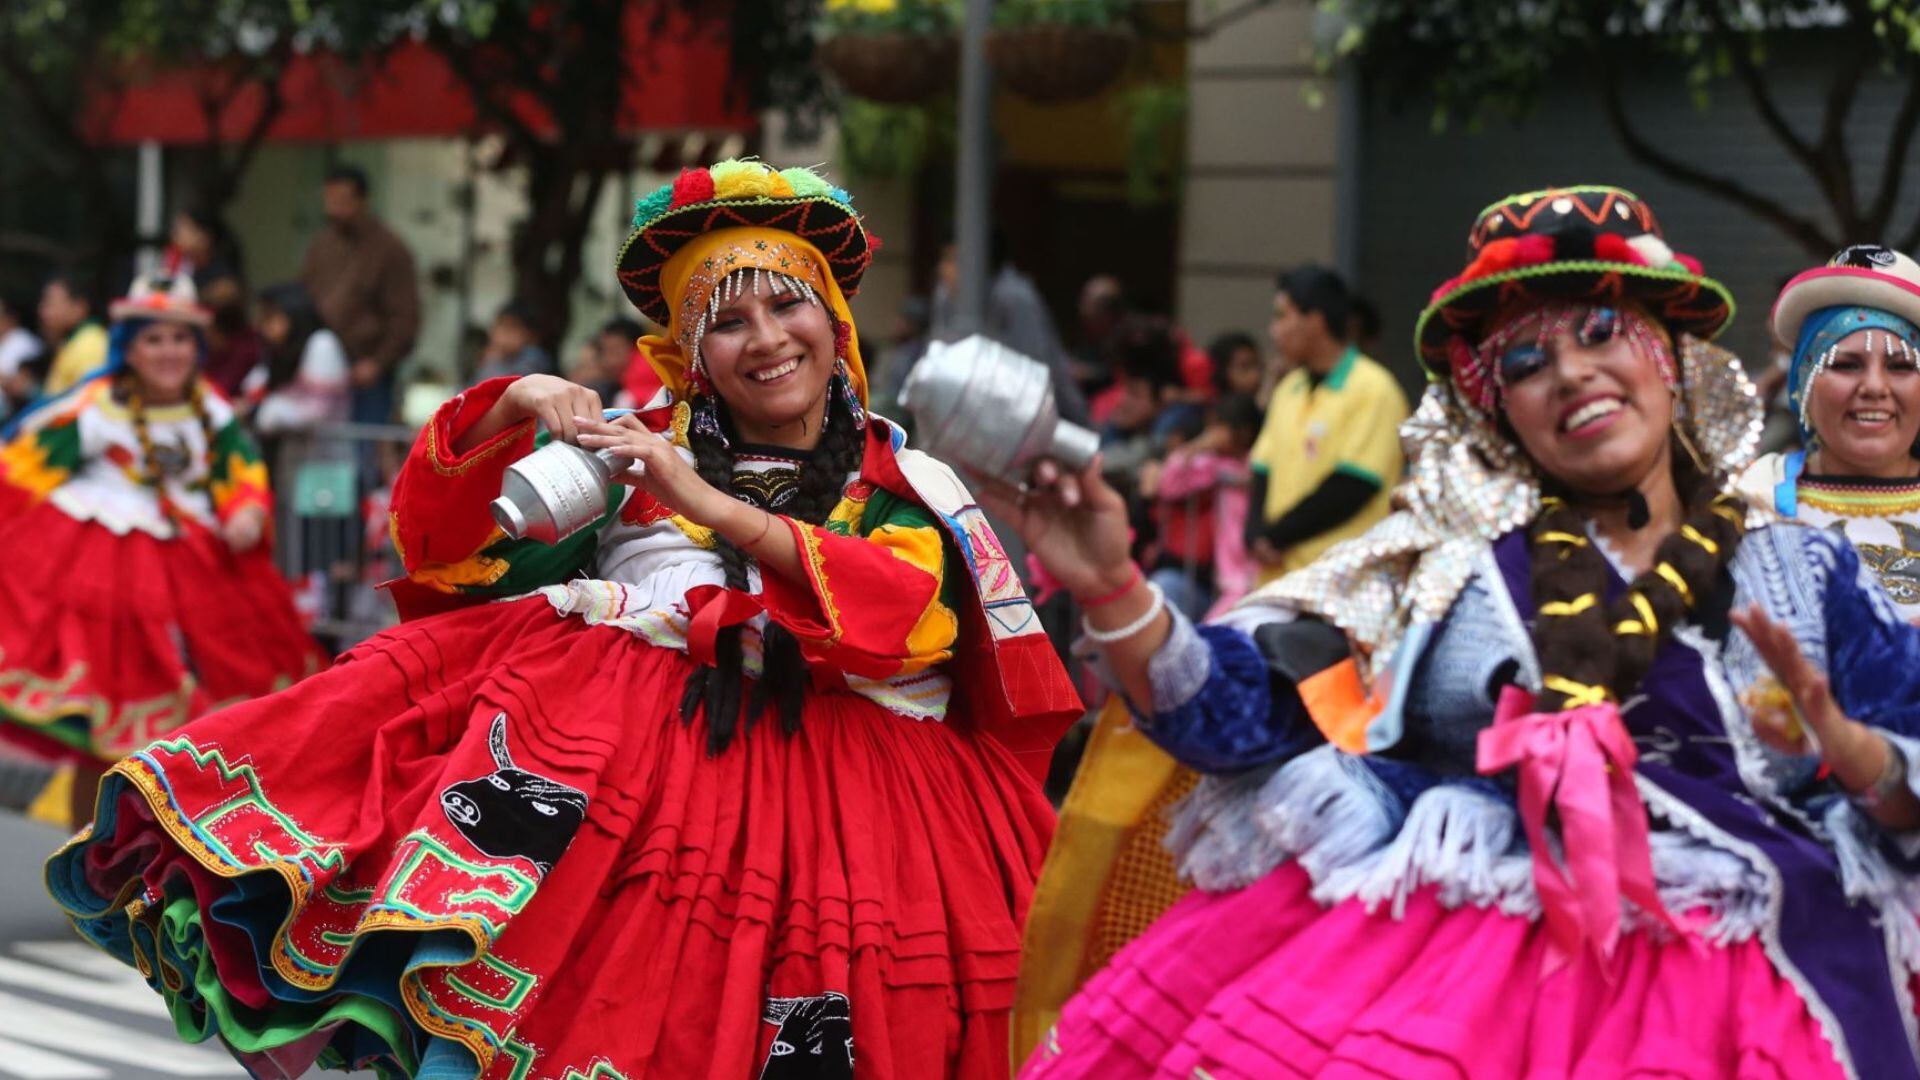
[636,225,869,408]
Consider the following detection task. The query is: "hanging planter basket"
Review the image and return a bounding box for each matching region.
[987,25,1134,104]
[817,32,960,105]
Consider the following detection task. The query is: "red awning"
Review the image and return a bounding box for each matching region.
[85,5,752,145]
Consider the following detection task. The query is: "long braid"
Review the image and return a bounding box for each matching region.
[680,420,752,754]
[749,386,864,731]
[1527,434,1747,712]
[680,379,868,753]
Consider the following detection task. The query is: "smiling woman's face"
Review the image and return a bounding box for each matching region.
[699,275,837,448]
[1496,306,1675,496]
[1804,326,1920,478]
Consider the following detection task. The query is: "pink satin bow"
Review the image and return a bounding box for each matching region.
[1476,686,1676,974]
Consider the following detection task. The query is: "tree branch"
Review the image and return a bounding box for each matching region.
[1870,66,1920,238]
[1595,60,1836,256]
[224,54,289,192]
[1811,22,1869,230]
[433,36,543,150]
[1709,5,1820,179]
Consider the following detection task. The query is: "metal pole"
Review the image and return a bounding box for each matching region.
[136,140,163,277]
[952,0,994,334]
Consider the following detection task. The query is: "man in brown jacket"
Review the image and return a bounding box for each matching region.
[301,164,420,426]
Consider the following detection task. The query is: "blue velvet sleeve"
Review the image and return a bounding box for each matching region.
[1820,536,1920,740]
[1131,619,1326,774]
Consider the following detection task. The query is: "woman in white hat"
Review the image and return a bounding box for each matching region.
[1739,244,1920,618]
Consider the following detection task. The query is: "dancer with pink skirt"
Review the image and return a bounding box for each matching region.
[999,188,1920,1078]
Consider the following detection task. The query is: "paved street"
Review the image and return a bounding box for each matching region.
[0,813,245,1080]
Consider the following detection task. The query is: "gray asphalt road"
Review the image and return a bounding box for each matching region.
[0,812,246,1080]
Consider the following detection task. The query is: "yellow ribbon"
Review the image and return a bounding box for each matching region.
[1537,530,1590,548]
[1654,561,1694,607]
[1544,675,1614,708]
[1540,593,1600,617]
[1679,523,1719,557]
[1614,591,1660,637]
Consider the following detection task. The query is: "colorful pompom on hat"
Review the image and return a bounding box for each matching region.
[108,271,211,328]
[616,160,874,326]
[1414,186,1733,383]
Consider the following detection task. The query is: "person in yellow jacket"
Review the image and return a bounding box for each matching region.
[1246,265,1409,583]
[39,272,108,395]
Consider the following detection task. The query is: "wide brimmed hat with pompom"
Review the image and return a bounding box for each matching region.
[108,272,210,328]
[1414,186,1733,383]
[616,160,874,326]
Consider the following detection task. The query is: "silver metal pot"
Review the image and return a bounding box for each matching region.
[490,441,625,544]
[902,334,1099,484]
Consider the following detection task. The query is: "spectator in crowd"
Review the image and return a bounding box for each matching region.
[39,272,107,396]
[1140,391,1262,620]
[932,236,1089,425]
[1097,315,1189,492]
[1347,292,1384,358]
[301,163,420,425]
[471,299,555,385]
[170,206,262,397]
[1073,274,1127,418]
[248,282,349,435]
[1245,265,1408,583]
[1207,329,1267,404]
[567,316,645,404]
[869,295,934,427]
[0,295,41,411]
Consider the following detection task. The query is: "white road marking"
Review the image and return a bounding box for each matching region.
[0,991,239,1076]
[0,956,169,1019]
[11,942,147,985]
[0,1034,111,1080]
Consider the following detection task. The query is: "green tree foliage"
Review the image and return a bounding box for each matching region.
[1325,0,1920,254]
[0,0,384,287]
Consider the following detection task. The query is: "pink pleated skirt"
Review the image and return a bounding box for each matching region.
[1022,862,1854,1079]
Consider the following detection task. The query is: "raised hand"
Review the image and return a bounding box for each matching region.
[1731,603,1916,829]
[221,505,267,554]
[972,457,1134,601]
[573,413,732,527]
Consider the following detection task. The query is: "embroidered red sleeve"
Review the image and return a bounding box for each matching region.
[390,377,534,574]
[757,518,961,680]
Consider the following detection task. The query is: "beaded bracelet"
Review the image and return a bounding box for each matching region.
[1081,583,1167,646]
[1081,564,1143,609]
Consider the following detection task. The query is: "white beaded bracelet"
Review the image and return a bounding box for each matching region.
[1081,583,1167,645]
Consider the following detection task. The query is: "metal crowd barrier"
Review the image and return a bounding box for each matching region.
[268,421,417,651]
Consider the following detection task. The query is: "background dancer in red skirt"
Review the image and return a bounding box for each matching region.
[49,160,1080,1080]
[0,273,323,825]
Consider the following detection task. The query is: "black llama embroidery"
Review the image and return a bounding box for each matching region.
[759,992,853,1079]
[439,712,588,873]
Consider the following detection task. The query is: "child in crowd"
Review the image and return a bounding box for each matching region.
[1140,392,1263,618]
[469,298,553,385]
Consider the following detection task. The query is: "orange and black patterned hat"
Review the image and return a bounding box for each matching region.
[1414,186,1733,385]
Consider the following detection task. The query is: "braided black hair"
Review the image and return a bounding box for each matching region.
[680,382,867,753]
[1527,433,1746,711]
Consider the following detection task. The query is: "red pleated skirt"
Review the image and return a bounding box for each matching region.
[0,495,324,761]
[51,592,1056,1080]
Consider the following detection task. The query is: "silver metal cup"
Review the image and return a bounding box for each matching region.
[490,441,625,544]
[902,334,1099,484]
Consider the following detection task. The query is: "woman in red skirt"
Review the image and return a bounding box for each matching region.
[50,160,1080,1080]
[0,273,322,822]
